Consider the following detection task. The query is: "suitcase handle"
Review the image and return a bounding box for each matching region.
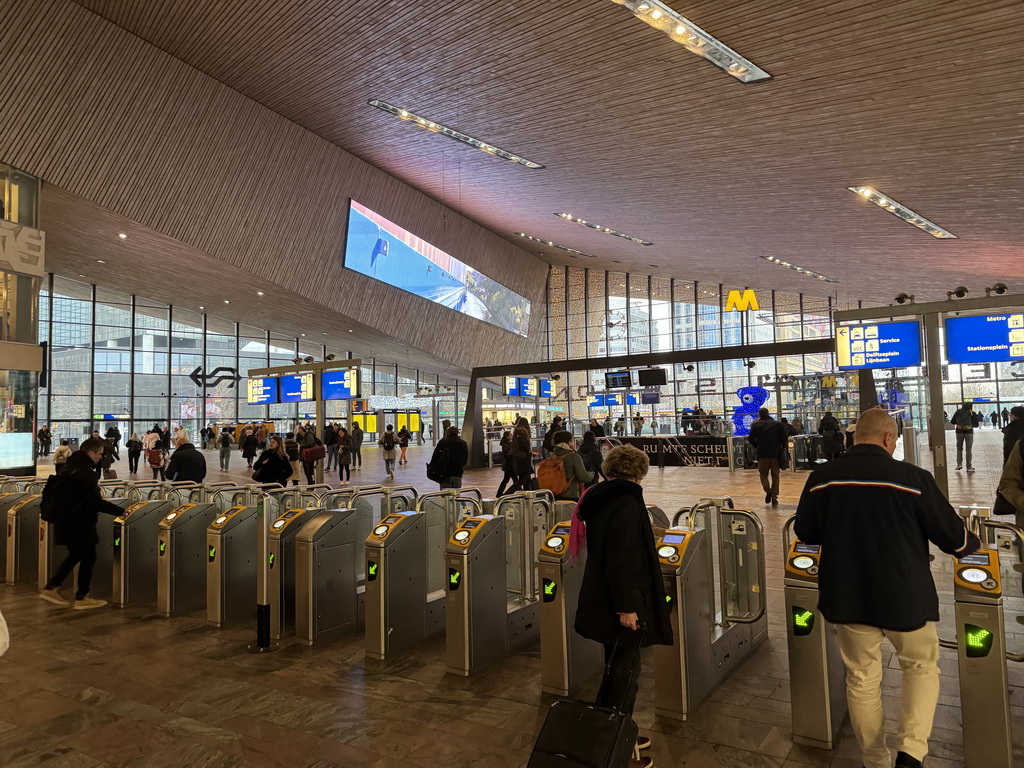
[597,625,645,715]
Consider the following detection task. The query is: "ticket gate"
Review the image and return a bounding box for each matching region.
[942,509,1024,768]
[268,506,322,640]
[445,491,550,676]
[0,491,30,579]
[157,490,246,617]
[207,502,260,626]
[109,499,178,606]
[6,490,44,585]
[538,519,602,696]
[782,516,847,749]
[294,485,417,645]
[365,488,483,660]
[653,497,767,720]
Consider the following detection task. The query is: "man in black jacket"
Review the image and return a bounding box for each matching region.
[165,442,207,483]
[746,408,787,506]
[431,427,468,489]
[39,438,125,610]
[795,409,980,768]
[1002,406,1024,463]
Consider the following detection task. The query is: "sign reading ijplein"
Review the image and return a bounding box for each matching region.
[620,437,730,468]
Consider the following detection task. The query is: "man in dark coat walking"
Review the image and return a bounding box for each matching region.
[747,407,788,507]
[166,443,207,483]
[39,438,124,610]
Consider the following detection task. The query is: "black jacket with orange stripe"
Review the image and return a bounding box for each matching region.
[795,444,980,631]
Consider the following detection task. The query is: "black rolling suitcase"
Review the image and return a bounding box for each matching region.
[527,631,642,768]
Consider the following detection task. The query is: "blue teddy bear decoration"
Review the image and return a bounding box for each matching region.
[731,386,770,437]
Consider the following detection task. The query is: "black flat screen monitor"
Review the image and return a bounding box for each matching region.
[605,371,631,389]
[637,368,667,386]
[640,392,661,404]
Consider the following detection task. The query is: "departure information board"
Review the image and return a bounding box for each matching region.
[505,377,520,397]
[540,379,554,398]
[945,313,1024,364]
[321,369,359,399]
[589,393,638,407]
[835,321,922,370]
[280,373,314,402]
[519,377,538,397]
[505,377,552,397]
[246,377,279,405]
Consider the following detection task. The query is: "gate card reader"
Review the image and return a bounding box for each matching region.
[538,521,602,697]
[157,503,226,616]
[783,534,846,750]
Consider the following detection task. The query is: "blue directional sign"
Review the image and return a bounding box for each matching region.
[279,373,314,403]
[590,393,638,407]
[504,377,520,397]
[540,379,554,398]
[835,321,922,370]
[945,313,1024,364]
[518,377,539,397]
[246,377,278,405]
[321,369,360,400]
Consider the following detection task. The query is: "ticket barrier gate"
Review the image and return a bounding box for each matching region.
[206,499,263,627]
[0,491,31,579]
[781,516,847,749]
[939,507,1024,768]
[268,505,323,640]
[157,487,248,617]
[445,491,550,676]
[653,497,768,720]
[365,488,483,660]
[6,483,46,586]
[108,498,179,606]
[294,485,418,645]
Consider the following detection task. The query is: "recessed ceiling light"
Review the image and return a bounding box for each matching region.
[78,274,86,278]
[117,233,127,240]
[223,300,230,304]
[199,306,205,310]
[759,255,838,283]
[321,332,328,335]
[369,99,544,169]
[348,329,354,333]
[554,213,653,245]
[514,232,597,258]
[846,186,957,239]
[611,0,771,83]
[301,333,306,336]
[256,291,265,296]
[95,259,106,264]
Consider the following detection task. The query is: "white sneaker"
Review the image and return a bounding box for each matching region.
[73,597,107,610]
[39,588,69,607]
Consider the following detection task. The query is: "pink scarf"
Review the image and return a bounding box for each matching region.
[569,483,591,565]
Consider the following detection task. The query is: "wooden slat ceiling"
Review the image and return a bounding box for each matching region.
[42,183,481,379]
[72,0,1024,302]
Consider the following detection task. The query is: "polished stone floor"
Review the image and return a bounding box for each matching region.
[2,430,1022,767]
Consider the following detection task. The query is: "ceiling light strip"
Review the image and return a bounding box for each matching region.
[759,255,838,283]
[611,0,771,83]
[555,213,653,245]
[847,187,956,239]
[515,233,597,258]
[368,100,543,169]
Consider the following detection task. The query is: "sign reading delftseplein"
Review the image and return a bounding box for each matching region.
[836,320,922,370]
[945,313,1024,364]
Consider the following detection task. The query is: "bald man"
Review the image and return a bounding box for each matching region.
[795,409,980,768]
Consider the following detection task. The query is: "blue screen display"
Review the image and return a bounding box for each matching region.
[505,377,520,397]
[246,377,279,405]
[540,379,553,398]
[344,201,530,337]
[591,393,638,407]
[280,373,314,403]
[945,313,1024,364]
[321,369,359,400]
[835,320,922,370]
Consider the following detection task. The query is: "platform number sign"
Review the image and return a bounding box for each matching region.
[792,606,815,637]
[964,624,993,657]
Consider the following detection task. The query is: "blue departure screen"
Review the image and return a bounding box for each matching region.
[246,377,279,405]
[540,379,553,398]
[280,373,314,402]
[321,369,359,400]
[505,377,520,397]
[835,321,922,370]
[518,377,538,397]
[945,313,1024,364]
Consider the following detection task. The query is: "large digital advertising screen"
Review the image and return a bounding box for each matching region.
[344,200,530,337]
[321,369,360,400]
[0,433,33,472]
[247,377,279,405]
[280,373,314,403]
[835,321,922,370]
[945,313,1024,364]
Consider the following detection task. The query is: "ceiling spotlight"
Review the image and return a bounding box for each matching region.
[95,259,106,264]
[758,255,838,283]
[986,283,1009,296]
[611,0,771,82]
[325,354,337,361]
[303,356,315,364]
[515,233,597,258]
[223,299,230,304]
[554,213,653,245]
[847,186,957,239]
[894,293,915,305]
[256,291,264,296]
[368,99,543,168]
[117,233,127,240]
[347,329,354,333]
[947,286,969,300]
[199,305,205,310]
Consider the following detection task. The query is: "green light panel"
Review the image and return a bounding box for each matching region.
[964,624,994,658]
[448,568,462,591]
[367,561,379,582]
[792,606,815,637]
[542,578,558,602]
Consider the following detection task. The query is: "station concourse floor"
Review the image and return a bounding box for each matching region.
[2,430,1022,768]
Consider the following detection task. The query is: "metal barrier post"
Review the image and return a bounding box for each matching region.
[248,490,279,654]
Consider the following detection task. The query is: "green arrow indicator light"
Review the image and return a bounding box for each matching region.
[369,563,378,576]
[268,553,275,566]
[792,606,815,636]
[794,610,813,627]
[544,582,555,596]
[113,537,120,547]
[964,624,994,657]
[665,594,673,604]
[209,546,216,559]
[159,541,166,553]
[448,568,462,590]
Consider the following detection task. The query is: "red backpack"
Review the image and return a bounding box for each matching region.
[537,455,570,495]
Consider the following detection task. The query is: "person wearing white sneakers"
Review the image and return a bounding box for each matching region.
[39,437,125,610]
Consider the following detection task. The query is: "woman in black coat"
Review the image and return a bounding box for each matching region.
[574,444,671,730]
[252,436,292,486]
[509,418,533,492]
[577,431,606,481]
[496,431,516,497]
[241,429,259,469]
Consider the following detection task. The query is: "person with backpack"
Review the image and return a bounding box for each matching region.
[748,408,789,507]
[379,425,398,479]
[284,432,301,486]
[818,411,844,462]
[541,417,563,459]
[166,441,207,483]
[496,431,517,497]
[397,426,411,465]
[218,429,233,471]
[351,422,364,469]
[297,424,322,484]
[39,437,126,610]
[337,427,353,486]
[52,439,73,474]
[125,433,143,475]
[539,430,594,501]
[427,426,469,489]
[324,424,340,471]
[578,431,607,482]
[951,402,978,473]
[105,424,121,451]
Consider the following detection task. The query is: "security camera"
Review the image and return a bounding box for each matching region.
[683,364,695,372]
[325,354,337,361]
[303,356,315,363]
[552,374,561,381]
[292,357,303,365]
[894,293,914,305]
[986,283,1008,296]
[947,286,969,300]
[744,360,756,368]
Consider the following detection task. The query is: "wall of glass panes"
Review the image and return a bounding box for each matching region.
[37,275,464,443]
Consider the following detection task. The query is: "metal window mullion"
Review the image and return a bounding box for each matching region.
[129,294,136,433]
[88,283,96,431]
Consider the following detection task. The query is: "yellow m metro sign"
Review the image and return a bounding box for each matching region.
[725,289,760,312]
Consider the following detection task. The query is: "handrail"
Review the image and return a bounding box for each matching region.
[782,514,797,553]
[459,487,483,502]
[415,489,456,512]
[983,519,1024,662]
[720,508,768,625]
[385,484,420,502]
[679,500,713,528]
